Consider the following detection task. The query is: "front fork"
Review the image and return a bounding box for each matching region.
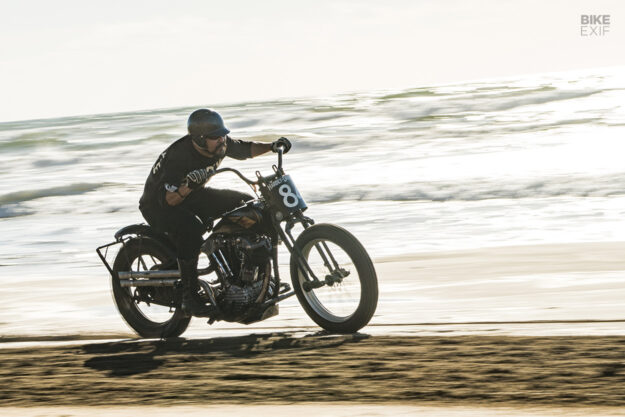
[278,214,345,292]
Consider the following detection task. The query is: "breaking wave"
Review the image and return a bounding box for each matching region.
[307,175,625,203]
[0,183,112,205]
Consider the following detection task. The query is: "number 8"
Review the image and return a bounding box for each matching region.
[279,184,299,208]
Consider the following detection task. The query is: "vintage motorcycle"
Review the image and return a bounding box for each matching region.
[97,144,378,338]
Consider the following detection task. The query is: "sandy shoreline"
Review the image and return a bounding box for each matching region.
[1,333,625,408]
[3,404,625,417]
[3,241,625,339]
[377,241,625,280]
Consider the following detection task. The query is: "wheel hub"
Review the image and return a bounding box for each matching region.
[324,268,350,286]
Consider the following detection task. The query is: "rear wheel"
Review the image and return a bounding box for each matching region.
[112,238,190,338]
[290,223,378,333]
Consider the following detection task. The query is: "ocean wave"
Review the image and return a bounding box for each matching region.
[0,183,112,205]
[0,205,35,219]
[307,176,625,203]
[429,117,603,137]
[378,89,439,100]
[0,134,67,151]
[32,158,82,168]
[485,89,601,112]
[387,89,603,124]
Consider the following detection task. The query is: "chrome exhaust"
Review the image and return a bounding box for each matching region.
[118,270,180,287]
[118,270,180,279]
[119,278,178,287]
[117,267,214,287]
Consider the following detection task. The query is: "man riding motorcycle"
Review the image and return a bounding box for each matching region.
[139,108,291,317]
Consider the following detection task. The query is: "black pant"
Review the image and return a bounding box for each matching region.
[140,187,253,260]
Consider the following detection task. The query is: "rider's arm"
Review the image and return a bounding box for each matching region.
[165,184,192,206]
[250,142,272,157]
[227,136,272,159]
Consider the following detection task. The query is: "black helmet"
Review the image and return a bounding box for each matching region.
[187,109,230,147]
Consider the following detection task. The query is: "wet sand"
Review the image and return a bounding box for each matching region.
[1,332,625,408]
[2,241,625,338]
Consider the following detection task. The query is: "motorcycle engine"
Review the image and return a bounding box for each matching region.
[204,234,276,318]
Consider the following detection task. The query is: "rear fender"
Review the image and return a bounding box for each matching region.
[114,223,176,257]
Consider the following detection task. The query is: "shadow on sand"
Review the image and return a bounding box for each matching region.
[83,331,369,377]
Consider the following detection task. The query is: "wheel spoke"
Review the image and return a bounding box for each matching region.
[138,255,148,271]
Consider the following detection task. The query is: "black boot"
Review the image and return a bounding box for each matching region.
[178,257,216,318]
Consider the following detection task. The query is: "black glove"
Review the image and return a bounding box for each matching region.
[271,137,292,154]
[185,167,214,189]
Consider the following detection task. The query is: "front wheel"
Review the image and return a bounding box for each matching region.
[290,223,378,333]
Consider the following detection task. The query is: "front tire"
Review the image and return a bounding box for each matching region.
[290,223,378,333]
[112,238,190,338]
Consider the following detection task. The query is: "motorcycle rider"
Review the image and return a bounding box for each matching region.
[139,108,291,317]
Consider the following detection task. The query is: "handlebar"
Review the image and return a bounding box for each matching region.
[211,167,258,185]
[277,147,283,172]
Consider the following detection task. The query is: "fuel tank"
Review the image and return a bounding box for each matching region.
[212,202,265,234]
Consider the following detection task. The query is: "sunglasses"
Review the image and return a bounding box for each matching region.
[204,135,226,141]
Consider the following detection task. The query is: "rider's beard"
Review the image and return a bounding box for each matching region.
[214,143,226,157]
[199,142,226,158]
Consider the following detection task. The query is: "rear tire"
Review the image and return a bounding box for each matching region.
[112,238,190,338]
[290,223,378,333]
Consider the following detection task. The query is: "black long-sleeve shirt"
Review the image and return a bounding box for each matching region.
[139,135,252,209]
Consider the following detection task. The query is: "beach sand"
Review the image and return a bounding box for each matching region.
[1,242,625,415]
[1,333,625,416]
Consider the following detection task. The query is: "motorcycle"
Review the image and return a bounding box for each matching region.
[97,144,378,338]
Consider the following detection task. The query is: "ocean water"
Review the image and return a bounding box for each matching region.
[1,67,625,337]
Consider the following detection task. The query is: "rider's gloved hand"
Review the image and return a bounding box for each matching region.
[185,167,214,189]
[271,137,291,154]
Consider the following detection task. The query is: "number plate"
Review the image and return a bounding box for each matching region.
[266,175,308,214]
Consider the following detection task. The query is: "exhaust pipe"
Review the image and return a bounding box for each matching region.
[118,270,180,279]
[118,270,180,287]
[119,278,178,287]
[117,266,213,287]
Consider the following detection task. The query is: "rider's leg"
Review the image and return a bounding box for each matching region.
[140,204,215,317]
[167,211,216,317]
[177,257,215,317]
